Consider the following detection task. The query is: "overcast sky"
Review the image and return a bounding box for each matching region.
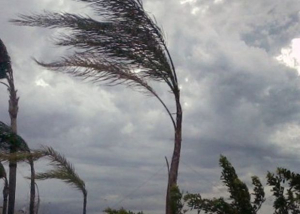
[1,0,300,213]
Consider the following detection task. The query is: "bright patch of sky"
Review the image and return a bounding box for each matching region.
[35,78,49,87]
[180,0,197,4]
[179,0,201,15]
[191,7,200,15]
[270,123,300,154]
[214,0,224,4]
[276,38,300,74]
[133,68,142,73]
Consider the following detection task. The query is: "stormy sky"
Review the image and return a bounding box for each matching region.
[1,0,300,213]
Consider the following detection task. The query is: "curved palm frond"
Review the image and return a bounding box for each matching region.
[36,146,86,193]
[35,146,87,214]
[11,0,178,92]
[0,39,10,79]
[0,121,29,152]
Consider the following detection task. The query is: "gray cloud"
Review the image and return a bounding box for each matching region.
[1,0,300,213]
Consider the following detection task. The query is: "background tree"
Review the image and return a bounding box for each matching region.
[104,208,144,214]
[12,1,182,213]
[0,39,36,214]
[184,155,265,214]
[267,168,300,213]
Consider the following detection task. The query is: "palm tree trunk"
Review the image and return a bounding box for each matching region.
[29,160,35,214]
[7,72,19,214]
[8,161,16,214]
[3,177,8,214]
[166,93,182,214]
[83,191,87,214]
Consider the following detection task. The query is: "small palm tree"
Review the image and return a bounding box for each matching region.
[12,1,182,213]
[35,147,87,214]
[0,144,86,214]
[0,120,36,214]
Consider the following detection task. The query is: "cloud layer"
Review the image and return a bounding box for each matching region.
[1,0,300,213]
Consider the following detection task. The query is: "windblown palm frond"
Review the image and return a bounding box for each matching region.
[36,146,86,196]
[11,0,178,92]
[35,146,87,214]
[0,39,10,79]
[0,121,30,152]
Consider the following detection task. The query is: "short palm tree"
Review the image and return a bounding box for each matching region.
[0,143,86,214]
[12,1,182,213]
[0,120,36,214]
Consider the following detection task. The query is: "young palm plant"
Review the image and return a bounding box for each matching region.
[0,121,38,214]
[34,146,87,214]
[0,39,36,214]
[0,146,87,214]
[12,1,182,213]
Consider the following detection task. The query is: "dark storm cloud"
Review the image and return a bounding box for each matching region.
[1,0,300,213]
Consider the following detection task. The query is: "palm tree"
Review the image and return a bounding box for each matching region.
[12,1,182,213]
[0,39,36,214]
[0,39,19,214]
[0,146,87,214]
[34,147,87,214]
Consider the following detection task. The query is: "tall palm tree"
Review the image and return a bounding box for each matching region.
[33,147,87,214]
[0,39,36,214]
[12,1,182,213]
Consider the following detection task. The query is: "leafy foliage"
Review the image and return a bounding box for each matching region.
[184,155,265,214]
[170,185,186,214]
[104,207,144,214]
[267,168,300,213]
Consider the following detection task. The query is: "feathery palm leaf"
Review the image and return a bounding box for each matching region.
[36,146,86,195]
[34,146,87,214]
[11,0,178,91]
[0,39,10,79]
[0,121,29,152]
